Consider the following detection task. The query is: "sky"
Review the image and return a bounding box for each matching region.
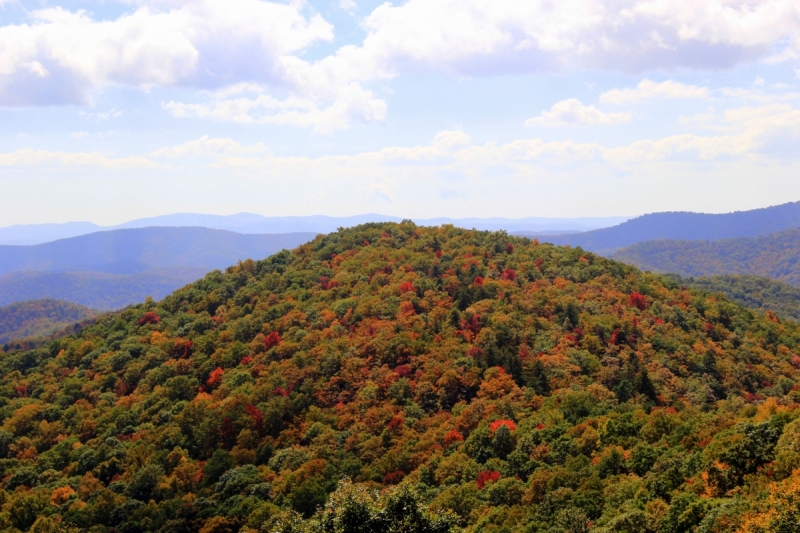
[1,0,800,226]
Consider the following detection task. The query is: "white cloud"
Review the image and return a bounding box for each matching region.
[338,0,357,14]
[0,0,380,131]
[0,149,162,169]
[157,101,800,172]
[0,1,333,98]
[163,82,387,134]
[150,135,269,158]
[320,0,800,83]
[600,79,709,104]
[525,99,631,127]
[1,0,798,132]
[80,109,123,121]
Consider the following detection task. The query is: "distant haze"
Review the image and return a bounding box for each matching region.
[0,227,318,309]
[0,213,630,246]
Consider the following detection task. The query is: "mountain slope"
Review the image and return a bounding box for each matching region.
[0,227,318,276]
[547,201,800,252]
[0,299,98,344]
[2,223,800,532]
[612,228,800,286]
[0,268,209,310]
[672,274,800,322]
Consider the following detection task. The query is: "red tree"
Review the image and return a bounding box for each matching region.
[629,292,647,310]
[444,430,464,447]
[138,312,160,326]
[206,367,224,389]
[399,281,415,294]
[244,404,265,436]
[489,419,517,432]
[383,471,405,484]
[501,268,517,281]
[387,416,405,432]
[264,332,282,349]
[476,470,501,489]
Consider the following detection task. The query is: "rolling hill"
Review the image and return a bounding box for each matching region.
[0,299,98,345]
[2,222,800,532]
[612,228,800,286]
[547,200,800,253]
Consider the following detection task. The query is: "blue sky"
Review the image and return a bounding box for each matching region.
[1,0,800,226]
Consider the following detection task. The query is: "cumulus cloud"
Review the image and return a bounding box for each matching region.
[321,0,800,81]
[1,0,798,131]
[0,1,332,96]
[600,79,709,104]
[525,99,631,127]
[0,0,388,131]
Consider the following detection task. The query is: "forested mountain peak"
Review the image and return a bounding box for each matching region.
[2,223,800,532]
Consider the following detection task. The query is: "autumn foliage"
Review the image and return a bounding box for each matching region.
[264,331,282,349]
[2,222,800,533]
[137,311,161,325]
[476,470,501,488]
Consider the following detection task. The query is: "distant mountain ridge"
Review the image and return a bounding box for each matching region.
[546,201,800,253]
[0,227,318,276]
[612,228,800,287]
[0,213,630,245]
[0,227,318,309]
[0,268,209,310]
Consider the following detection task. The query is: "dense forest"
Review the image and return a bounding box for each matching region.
[672,274,800,323]
[548,201,800,253]
[2,223,800,533]
[612,228,800,287]
[0,300,98,346]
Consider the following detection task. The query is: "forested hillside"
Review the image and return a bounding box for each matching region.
[612,228,800,286]
[0,300,98,345]
[548,201,800,253]
[673,274,800,323]
[2,223,800,532]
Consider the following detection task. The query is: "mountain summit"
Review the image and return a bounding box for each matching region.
[1,223,799,532]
